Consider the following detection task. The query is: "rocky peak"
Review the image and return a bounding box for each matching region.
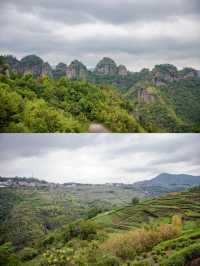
[137,87,156,104]
[41,62,53,77]
[179,67,198,80]
[3,55,20,73]
[0,56,10,76]
[53,63,67,79]
[20,55,44,77]
[66,60,88,80]
[95,57,118,76]
[118,65,128,76]
[152,64,178,86]
[56,63,67,70]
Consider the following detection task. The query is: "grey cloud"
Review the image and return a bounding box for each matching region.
[1,23,199,69]
[0,0,200,71]
[112,134,199,157]
[1,0,200,25]
[0,134,200,183]
[0,134,101,161]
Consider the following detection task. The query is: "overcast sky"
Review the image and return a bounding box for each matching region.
[0,134,199,184]
[0,0,200,70]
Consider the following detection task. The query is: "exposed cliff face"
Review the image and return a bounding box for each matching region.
[179,68,198,80]
[0,57,10,76]
[118,65,128,76]
[20,55,44,76]
[3,55,53,77]
[2,54,199,90]
[152,65,198,86]
[41,62,53,77]
[66,60,88,79]
[152,64,178,86]
[137,88,156,104]
[3,55,20,73]
[53,63,67,79]
[95,57,118,76]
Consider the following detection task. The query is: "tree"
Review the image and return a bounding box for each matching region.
[132,197,139,205]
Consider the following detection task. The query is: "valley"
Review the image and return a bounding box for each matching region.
[0,174,200,265]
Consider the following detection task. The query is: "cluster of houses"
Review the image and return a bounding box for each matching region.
[0,177,50,188]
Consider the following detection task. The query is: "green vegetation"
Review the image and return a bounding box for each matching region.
[0,187,199,265]
[0,73,143,133]
[93,191,200,229]
[126,82,199,132]
[0,56,200,132]
[0,185,145,250]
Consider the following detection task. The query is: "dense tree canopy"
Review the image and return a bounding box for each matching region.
[0,57,200,132]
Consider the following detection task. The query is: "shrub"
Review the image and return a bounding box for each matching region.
[162,242,200,266]
[42,235,55,247]
[64,220,97,242]
[132,197,140,205]
[42,247,74,266]
[159,224,180,241]
[0,242,20,266]
[19,247,38,261]
[96,254,121,266]
[101,223,180,260]
[172,215,182,229]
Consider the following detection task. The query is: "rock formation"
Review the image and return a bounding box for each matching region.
[3,55,20,73]
[118,65,128,76]
[66,60,88,79]
[137,88,156,104]
[41,62,53,77]
[20,55,44,76]
[95,57,118,76]
[152,64,178,86]
[53,63,67,79]
[179,68,198,80]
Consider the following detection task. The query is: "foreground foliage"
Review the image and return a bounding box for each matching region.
[0,73,143,133]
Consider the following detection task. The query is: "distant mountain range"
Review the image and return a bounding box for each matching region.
[1,54,200,133]
[134,173,200,195]
[1,173,200,196]
[1,54,198,91]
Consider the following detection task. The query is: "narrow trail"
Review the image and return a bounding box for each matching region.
[89,123,111,133]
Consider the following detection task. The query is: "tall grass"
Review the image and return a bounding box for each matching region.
[101,215,182,260]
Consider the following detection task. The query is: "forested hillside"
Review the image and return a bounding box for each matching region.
[0,55,200,132]
[0,186,199,266]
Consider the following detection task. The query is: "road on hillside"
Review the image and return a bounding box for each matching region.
[89,123,110,133]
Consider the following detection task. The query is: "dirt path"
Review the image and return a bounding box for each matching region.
[89,123,110,133]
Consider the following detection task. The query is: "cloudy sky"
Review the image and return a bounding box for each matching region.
[0,134,199,184]
[0,0,200,70]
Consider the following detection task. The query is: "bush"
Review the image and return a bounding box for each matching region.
[41,235,55,247]
[19,247,38,261]
[162,242,200,266]
[42,247,74,266]
[96,254,121,266]
[64,220,97,242]
[172,215,182,229]
[101,223,180,260]
[132,197,140,205]
[0,242,20,266]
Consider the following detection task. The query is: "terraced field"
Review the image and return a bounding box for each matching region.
[1,187,200,266]
[94,190,200,230]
